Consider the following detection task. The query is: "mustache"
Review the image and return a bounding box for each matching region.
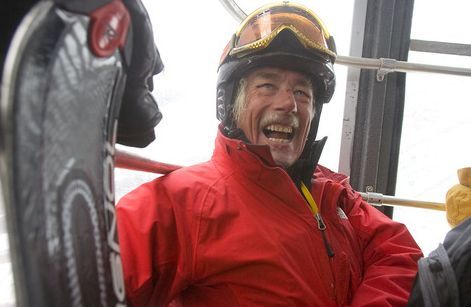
[260,113,299,129]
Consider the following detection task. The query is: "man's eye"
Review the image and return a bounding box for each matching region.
[294,90,310,99]
[257,83,275,89]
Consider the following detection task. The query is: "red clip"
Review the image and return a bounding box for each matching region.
[89,0,130,57]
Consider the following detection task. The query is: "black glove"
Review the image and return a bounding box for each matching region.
[1,1,38,74]
[117,0,164,147]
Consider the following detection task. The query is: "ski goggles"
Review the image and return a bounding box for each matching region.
[220,2,336,64]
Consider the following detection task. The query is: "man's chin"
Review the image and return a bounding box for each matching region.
[264,142,299,168]
[271,152,297,169]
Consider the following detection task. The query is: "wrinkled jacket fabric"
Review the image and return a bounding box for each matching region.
[117,130,422,306]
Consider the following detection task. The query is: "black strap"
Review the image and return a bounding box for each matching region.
[417,244,459,307]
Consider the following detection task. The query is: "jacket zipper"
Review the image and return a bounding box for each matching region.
[313,202,337,303]
[314,213,335,258]
[299,182,335,258]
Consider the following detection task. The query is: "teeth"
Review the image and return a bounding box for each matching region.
[268,137,290,143]
[265,124,293,133]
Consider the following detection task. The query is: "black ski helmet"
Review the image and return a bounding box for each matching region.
[216,1,337,148]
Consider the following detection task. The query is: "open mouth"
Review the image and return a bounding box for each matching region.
[263,124,295,143]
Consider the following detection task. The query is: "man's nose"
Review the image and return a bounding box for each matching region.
[274,90,297,113]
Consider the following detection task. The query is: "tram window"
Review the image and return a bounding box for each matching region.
[394,0,471,254]
[411,0,471,45]
[395,54,471,254]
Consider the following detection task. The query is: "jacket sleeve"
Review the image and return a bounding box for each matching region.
[116,179,192,306]
[343,188,423,306]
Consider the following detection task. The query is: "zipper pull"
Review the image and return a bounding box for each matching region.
[315,213,335,258]
[299,182,335,258]
[315,213,326,230]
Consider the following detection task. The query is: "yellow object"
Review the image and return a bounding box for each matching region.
[446,167,471,227]
[458,167,471,187]
[300,182,319,215]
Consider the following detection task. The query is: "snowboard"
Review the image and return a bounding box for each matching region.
[0,0,131,306]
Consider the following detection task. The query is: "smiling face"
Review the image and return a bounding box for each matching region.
[235,67,315,168]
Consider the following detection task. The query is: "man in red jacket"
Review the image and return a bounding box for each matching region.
[117,2,423,306]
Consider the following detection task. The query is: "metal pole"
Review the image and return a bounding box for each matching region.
[217,0,247,22]
[115,150,447,211]
[359,192,446,211]
[115,149,181,174]
[337,55,471,78]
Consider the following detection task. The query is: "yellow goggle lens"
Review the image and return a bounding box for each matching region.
[222,3,335,62]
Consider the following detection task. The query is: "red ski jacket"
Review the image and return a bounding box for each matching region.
[117,130,422,306]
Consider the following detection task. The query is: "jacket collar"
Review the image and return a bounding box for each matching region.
[212,130,347,223]
[212,125,278,174]
[214,124,326,186]
[211,126,316,219]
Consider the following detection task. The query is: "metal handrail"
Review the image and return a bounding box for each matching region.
[359,192,445,211]
[115,149,181,174]
[217,0,246,21]
[336,55,471,79]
